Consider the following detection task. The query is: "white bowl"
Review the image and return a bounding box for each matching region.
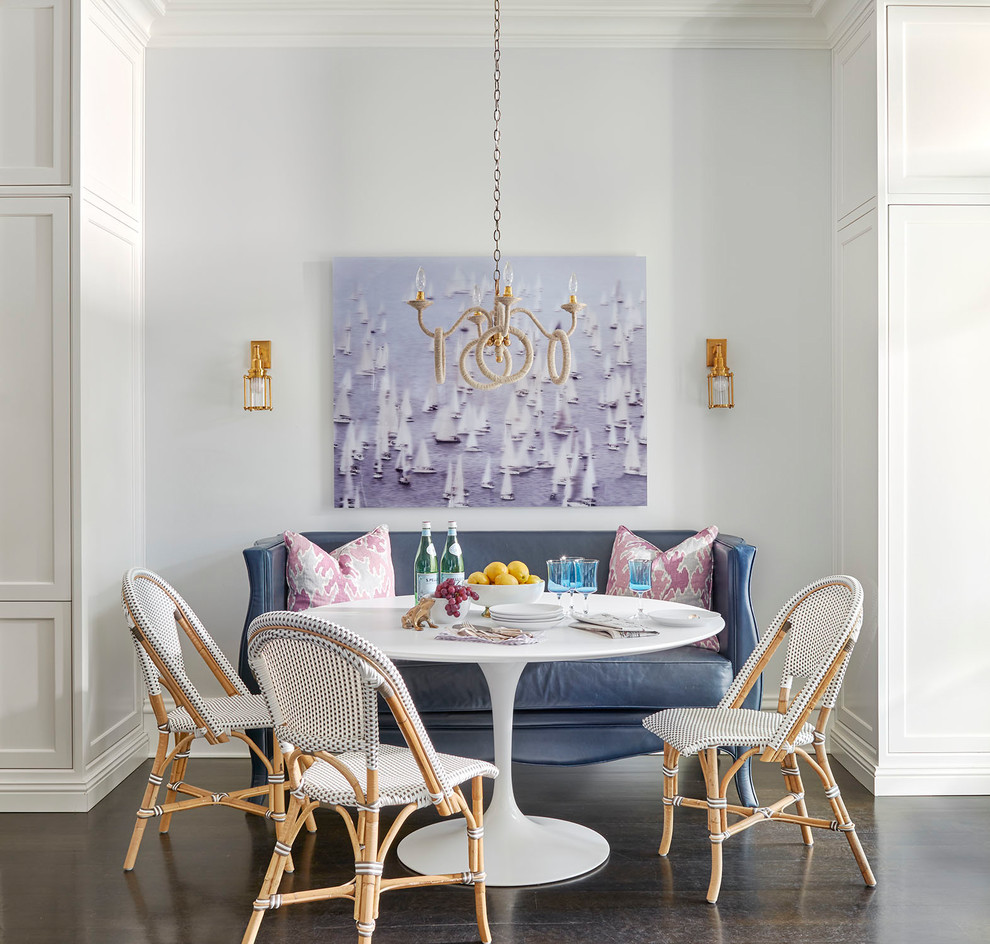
[470,580,545,611]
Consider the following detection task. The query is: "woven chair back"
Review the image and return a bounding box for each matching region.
[718,575,864,748]
[121,568,249,735]
[247,611,458,800]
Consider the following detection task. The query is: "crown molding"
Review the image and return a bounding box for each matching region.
[95,0,166,44]
[146,0,851,49]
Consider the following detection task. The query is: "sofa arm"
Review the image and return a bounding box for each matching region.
[238,534,289,692]
[711,534,761,710]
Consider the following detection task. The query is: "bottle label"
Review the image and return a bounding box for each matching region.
[449,541,461,556]
[440,571,465,584]
[416,572,438,602]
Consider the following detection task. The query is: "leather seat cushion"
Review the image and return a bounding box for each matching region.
[391,646,732,713]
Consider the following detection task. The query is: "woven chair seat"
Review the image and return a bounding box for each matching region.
[300,743,498,808]
[644,707,815,756]
[167,693,273,735]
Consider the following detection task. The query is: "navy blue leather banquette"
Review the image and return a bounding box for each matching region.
[238,529,760,805]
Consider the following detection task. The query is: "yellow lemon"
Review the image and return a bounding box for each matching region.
[524,574,542,585]
[493,572,519,586]
[506,560,530,582]
[484,561,508,581]
[467,571,490,585]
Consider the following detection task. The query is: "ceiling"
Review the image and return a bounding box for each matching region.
[134,0,870,49]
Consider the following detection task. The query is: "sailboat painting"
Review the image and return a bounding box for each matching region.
[332,255,647,508]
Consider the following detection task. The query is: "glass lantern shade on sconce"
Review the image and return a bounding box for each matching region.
[243,340,272,411]
[707,338,734,409]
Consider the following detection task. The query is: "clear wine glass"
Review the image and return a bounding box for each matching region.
[546,559,568,611]
[577,558,599,615]
[627,556,653,622]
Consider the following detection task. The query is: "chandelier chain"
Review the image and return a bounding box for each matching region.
[492,0,501,287]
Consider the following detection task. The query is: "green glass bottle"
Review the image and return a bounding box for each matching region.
[413,520,439,602]
[439,520,465,585]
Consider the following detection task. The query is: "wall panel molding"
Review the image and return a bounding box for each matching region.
[0,603,71,768]
[0,197,71,600]
[83,2,144,222]
[0,0,70,184]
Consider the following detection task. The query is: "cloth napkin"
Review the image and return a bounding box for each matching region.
[434,623,540,645]
[571,613,660,637]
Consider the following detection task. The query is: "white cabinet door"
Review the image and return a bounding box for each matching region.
[888,5,990,194]
[0,0,70,185]
[0,602,71,767]
[887,204,990,754]
[0,197,70,600]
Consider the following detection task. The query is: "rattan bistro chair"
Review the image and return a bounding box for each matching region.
[121,568,293,871]
[643,575,877,904]
[243,611,498,944]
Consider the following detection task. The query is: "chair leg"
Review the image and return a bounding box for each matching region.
[781,754,814,846]
[700,748,725,904]
[469,776,492,944]
[353,809,381,943]
[160,734,192,834]
[659,744,680,857]
[123,730,170,870]
[814,741,877,887]
[242,794,311,944]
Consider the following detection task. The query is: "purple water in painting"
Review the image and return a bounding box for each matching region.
[332,256,647,509]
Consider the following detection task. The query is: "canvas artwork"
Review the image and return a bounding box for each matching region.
[332,255,648,509]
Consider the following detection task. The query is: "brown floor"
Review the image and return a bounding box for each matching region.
[1,754,987,944]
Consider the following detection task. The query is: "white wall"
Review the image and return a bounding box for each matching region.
[144,46,832,692]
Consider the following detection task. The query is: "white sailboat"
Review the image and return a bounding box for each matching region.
[551,393,577,437]
[616,335,632,366]
[500,470,515,501]
[481,457,495,489]
[412,441,437,473]
[464,429,481,452]
[450,457,468,506]
[607,424,619,451]
[537,438,555,469]
[357,342,374,376]
[333,389,352,424]
[614,397,630,428]
[442,461,454,500]
[433,410,461,443]
[552,448,571,486]
[400,390,413,423]
[585,455,598,490]
[623,437,645,476]
[422,385,440,412]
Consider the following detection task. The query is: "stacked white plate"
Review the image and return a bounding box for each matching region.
[488,602,565,629]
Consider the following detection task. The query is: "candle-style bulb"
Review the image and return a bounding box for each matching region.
[415,266,427,294]
[472,283,483,307]
[568,272,578,296]
[503,261,514,289]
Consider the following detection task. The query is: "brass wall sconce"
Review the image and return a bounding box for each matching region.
[243,340,272,411]
[707,339,734,409]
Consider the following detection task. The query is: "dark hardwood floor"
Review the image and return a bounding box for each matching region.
[1,755,987,943]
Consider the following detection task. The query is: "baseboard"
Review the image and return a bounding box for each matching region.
[0,726,149,813]
[830,721,990,795]
[142,703,250,758]
[872,765,990,796]
[828,721,879,794]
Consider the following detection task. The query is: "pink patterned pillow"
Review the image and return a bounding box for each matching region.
[606,525,720,651]
[284,527,395,611]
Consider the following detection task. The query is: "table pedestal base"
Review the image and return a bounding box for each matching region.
[397,813,609,887]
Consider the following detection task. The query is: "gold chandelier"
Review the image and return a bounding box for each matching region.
[406,0,584,391]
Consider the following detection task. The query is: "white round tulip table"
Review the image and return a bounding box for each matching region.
[309,593,722,886]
